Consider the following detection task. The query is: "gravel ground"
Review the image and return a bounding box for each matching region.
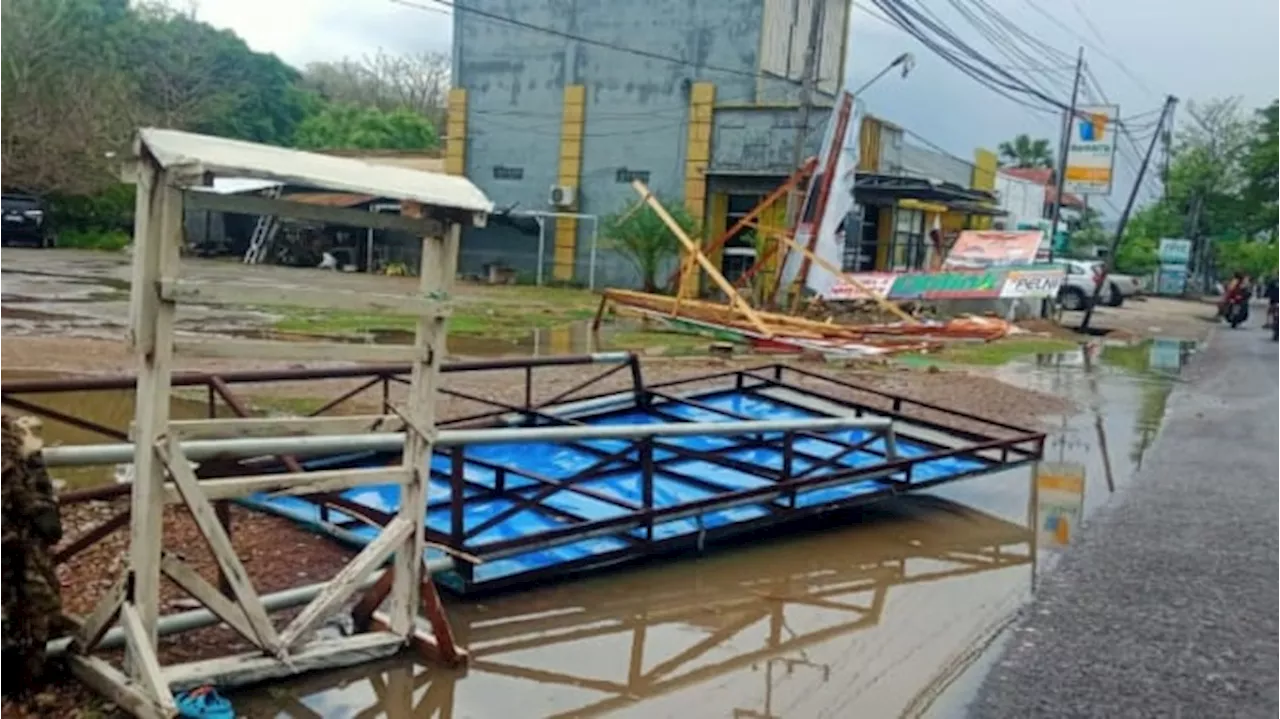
[969,323,1279,718]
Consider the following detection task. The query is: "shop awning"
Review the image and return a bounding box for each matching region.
[854,172,1002,215]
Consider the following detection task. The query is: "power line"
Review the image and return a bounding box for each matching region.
[388,0,800,86]
[1017,0,1160,100]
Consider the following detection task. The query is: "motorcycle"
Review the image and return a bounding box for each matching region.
[1223,289,1250,328]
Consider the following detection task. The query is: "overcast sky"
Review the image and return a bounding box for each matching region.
[186,0,1278,215]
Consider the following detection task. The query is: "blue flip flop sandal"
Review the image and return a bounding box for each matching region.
[175,685,234,719]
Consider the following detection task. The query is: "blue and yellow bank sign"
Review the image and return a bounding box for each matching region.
[1063,104,1119,196]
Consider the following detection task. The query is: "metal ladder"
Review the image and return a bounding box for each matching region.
[242,185,282,264]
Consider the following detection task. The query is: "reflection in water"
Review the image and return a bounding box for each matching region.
[0,369,223,488]
[238,495,1036,718]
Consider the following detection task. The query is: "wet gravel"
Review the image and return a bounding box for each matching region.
[970,326,1279,718]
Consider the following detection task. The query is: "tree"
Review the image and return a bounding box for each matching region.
[1242,100,1278,241]
[602,200,701,293]
[997,134,1054,168]
[302,50,450,125]
[293,105,441,150]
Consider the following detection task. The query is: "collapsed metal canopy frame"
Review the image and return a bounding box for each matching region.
[63,127,495,719]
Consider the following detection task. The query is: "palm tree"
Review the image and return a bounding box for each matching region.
[997,134,1054,168]
[602,198,701,293]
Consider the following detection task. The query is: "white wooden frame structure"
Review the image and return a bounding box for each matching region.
[68,128,492,718]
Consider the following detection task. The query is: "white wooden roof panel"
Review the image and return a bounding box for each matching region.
[138,128,492,216]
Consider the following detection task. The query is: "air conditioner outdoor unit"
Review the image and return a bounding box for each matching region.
[548,184,577,208]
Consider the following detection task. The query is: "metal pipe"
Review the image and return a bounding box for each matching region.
[46,557,455,658]
[42,416,891,468]
[2,353,636,395]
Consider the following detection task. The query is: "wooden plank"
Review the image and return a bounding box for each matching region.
[630,181,774,338]
[72,573,126,654]
[162,631,405,692]
[120,603,178,710]
[158,278,453,317]
[159,437,280,651]
[175,338,418,363]
[278,516,414,650]
[184,190,445,237]
[754,221,919,325]
[181,467,411,503]
[370,610,470,666]
[389,212,456,638]
[167,414,400,440]
[68,654,176,719]
[160,553,260,648]
[125,163,177,669]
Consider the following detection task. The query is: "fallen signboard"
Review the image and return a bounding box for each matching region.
[827,264,1064,301]
[1000,267,1066,298]
[942,230,1044,270]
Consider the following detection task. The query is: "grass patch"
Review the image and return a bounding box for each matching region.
[271,303,599,340]
[926,337,1082,365]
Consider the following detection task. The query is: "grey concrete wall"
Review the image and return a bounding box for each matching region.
[900,143,972,186]
[453,0,815,287]
[710,107,832,176]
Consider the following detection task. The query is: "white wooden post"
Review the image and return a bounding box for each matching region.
[388,212,458,635]
[125,162,180,665]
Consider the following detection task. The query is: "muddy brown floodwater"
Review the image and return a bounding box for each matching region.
[229,339,1191,719]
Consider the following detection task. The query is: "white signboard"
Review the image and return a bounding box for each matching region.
[828,273,897,300]
[1063,104,1119,196]
[1000,268,1066,298]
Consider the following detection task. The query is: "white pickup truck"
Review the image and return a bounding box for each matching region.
[1058,259,1144,310]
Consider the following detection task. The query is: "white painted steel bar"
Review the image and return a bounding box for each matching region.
[42,416,892,468]
[47,558,455,658]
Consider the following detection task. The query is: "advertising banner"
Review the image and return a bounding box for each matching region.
[825,264,1064,301]
[943,230,1044,269]
[1063,104,1120,195]
[1157,238,1192,265]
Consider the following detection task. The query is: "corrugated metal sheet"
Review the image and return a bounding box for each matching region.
[188,177,282,195]
[137,128,492,216]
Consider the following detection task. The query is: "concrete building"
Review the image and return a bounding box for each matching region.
[448,0,852,288]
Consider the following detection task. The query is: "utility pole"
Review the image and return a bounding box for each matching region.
[785,0,826,231]
[1047,47,1085,265]
[1080,95,1178,333]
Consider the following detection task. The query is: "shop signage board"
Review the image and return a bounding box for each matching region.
[1063,104,1120,195]
[827,273,898,300]
[1001,267,1067,298]
[1157,238,1192,265]
[1156,264,1189,295]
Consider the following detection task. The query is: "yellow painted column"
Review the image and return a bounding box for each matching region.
[444,89,467,176]
[554,85,586,282]
[679,82,715,298]
[875,206,893,270]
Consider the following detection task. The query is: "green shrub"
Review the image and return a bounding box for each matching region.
[56,229,131,251]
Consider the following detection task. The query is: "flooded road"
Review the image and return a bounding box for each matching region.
[232,339,1192,718]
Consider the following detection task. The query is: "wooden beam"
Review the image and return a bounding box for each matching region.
[160,553,261,648]
[176,467,412,503]
[162,631,405,692]
[184,190,445,237]
[630,181,773,338]
[278,516,414,650]
[68,655,176,719]
[167,414,400,440]
[159,438,279,651]
[157,279,453,317]
[750,221,919,324]
[175,338,418,363]
[120,604,178,711]
[72,574,126,654]
[370,610,469,666]
[124,162,177,665]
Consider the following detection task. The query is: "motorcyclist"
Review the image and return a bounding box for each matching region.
[1265,275,1278,341]
[1219,272,1251,319]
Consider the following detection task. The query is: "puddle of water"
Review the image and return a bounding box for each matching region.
[228,336,1194,718]
[222,321,628,358]
[1,370,226,489]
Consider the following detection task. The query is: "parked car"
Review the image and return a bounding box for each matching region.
[1,192,52,247]
[1058,259,1141,310]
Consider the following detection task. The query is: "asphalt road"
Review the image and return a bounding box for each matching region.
[969,320,1279,718]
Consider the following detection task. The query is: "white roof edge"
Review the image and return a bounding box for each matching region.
[137,127,493,217]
